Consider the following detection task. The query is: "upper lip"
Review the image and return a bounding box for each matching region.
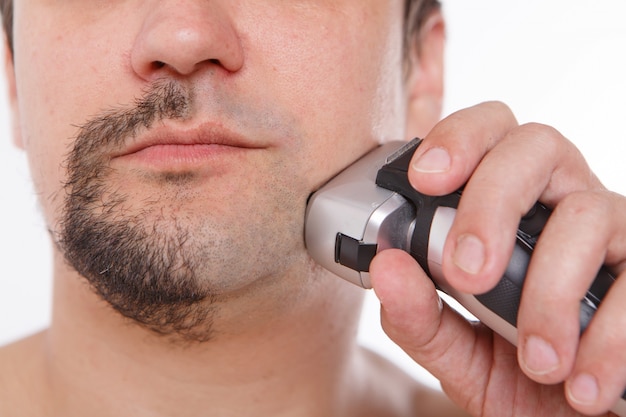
[112,122,265,158]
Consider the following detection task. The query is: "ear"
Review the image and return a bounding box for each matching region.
[404,8,445,139]
[4,33,23,149]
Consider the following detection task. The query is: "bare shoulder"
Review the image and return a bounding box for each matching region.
[355,346,470,417]
[0,331,49,416]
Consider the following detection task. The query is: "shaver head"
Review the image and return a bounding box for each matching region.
[304,141,415,288]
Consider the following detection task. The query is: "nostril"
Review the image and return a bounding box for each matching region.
[152,61,166,70]
[148,59,219,73]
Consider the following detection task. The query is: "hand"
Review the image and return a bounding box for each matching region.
[370,101,626,416]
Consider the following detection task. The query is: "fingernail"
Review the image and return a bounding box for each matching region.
[453,234,485,275]
[523,335,560,376]
[568,373,599,405]
[412,147,451,173]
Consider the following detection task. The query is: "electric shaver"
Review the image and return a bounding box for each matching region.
[304,138,626,415]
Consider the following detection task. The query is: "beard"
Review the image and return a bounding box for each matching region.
[57,81,306,342]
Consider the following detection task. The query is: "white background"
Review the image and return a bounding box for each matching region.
[2,1,626,389]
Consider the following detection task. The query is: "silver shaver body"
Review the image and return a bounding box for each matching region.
[304,139,626,415]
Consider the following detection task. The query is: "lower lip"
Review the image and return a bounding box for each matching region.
[114,144,247,170]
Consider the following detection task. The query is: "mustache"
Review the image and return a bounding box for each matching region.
[67,81,191,170]
[62,80,192,202]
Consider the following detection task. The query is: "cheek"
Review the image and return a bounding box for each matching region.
[13,12,131,225]
[251,10,406,188]
[14,60,70,225]
[12,69,76,227]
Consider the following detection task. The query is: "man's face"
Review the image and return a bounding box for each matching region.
[9,0,409,338]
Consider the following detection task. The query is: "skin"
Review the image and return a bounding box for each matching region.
[3,1,626,417]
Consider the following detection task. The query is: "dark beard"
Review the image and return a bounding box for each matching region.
[59,81,218,342]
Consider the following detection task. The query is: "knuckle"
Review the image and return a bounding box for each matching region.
[479,100,512,115]
[554,190,613,224]
[514,122,565,153]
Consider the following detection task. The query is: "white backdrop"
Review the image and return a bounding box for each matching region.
[2,1,626,389]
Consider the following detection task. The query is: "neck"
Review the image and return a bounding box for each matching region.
[43,253,366,417]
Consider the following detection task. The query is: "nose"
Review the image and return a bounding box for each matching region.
[131,2,244,79]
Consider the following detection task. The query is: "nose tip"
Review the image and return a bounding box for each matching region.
[131,4,244,80]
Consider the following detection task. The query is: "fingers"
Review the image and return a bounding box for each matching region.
[369,249,490,415]
[370,249,595,416]
[370,249,446,354]
[411,103,604,294]
[409,101,518,197]
[519,190,626,414]
[442,123,569,293]
[406,101,626,414]
[566,273,626,414]
[518,190,617,382]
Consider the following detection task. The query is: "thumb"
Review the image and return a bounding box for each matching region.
[369,249,496,412]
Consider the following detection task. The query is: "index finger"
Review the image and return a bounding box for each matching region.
[408,101,518,196]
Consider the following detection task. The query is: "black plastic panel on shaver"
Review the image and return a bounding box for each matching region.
[335,233,378,272]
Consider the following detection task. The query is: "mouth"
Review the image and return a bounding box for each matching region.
[111,123,266,173]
